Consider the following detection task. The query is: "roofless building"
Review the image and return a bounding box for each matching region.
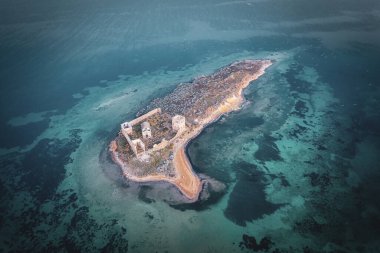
[141,121,152,139]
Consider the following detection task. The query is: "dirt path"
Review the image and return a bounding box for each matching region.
[172,146,202,200]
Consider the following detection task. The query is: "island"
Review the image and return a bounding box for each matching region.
[109,59,272,202]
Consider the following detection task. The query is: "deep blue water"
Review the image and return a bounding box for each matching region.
[1,0,380,252]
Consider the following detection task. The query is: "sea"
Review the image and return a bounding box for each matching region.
[0,0,379,252]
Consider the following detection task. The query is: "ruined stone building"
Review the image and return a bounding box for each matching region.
[120,108,186,158]
[141,121,152,139]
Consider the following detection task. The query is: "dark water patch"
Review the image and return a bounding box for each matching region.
[308,185,380,249]
[238,234,274,252]
[138,186,155,204]
[0,118,50,149]
[303,120,314,127]
[1,182,129,252]
[288,124,308,139]
[254,134,282,162]
[100,231,129,253]
[299,44,380,111]
[304,172,331,190]
[302,246,322,253]
[313,138,328,151]
[294,216,324,235]
[49,189,79,212]
[317,144,327,151]
[20,129,82,202]
[224,161,283,226]
[336,138,345,144]
[68,192,78,203]
[291,100,309,118]
[355,115,380,136]
[338,112,380,157]
[0,180,7,227]
[65,207,129,252]
[283,63,311,94]
[269,173,291,187]
[144,212,154,220]
[62,206,129,252]
[340,138,357,159]
[1,176,75,250]
[233,115,264,130]
[304,160,315,165]
[280,177,290,187]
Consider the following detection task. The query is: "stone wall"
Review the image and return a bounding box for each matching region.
[129,108,161,126]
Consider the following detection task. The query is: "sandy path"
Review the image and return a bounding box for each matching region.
[172,147,201,200]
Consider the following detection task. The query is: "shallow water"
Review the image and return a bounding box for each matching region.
[1,0,380,252]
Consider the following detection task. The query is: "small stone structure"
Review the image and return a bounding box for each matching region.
[141,121,152,139]
[172,115,186,132]
[120,108,161,157]
[120,122,133,135]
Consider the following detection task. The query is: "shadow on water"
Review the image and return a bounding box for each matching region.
[224,161,283,226]
[254,134,283,162]
[138,185,155,204]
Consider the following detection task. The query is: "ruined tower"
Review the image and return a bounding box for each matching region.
[141,121,152,139]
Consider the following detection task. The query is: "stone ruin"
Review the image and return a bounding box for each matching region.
[120,108,186,158]
[141,121,152,139]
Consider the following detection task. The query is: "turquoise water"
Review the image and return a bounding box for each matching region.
[1,1,380,252]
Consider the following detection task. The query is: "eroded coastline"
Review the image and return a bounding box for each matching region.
[109,59,272,202]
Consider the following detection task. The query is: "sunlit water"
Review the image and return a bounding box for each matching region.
[1,1,380,252]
